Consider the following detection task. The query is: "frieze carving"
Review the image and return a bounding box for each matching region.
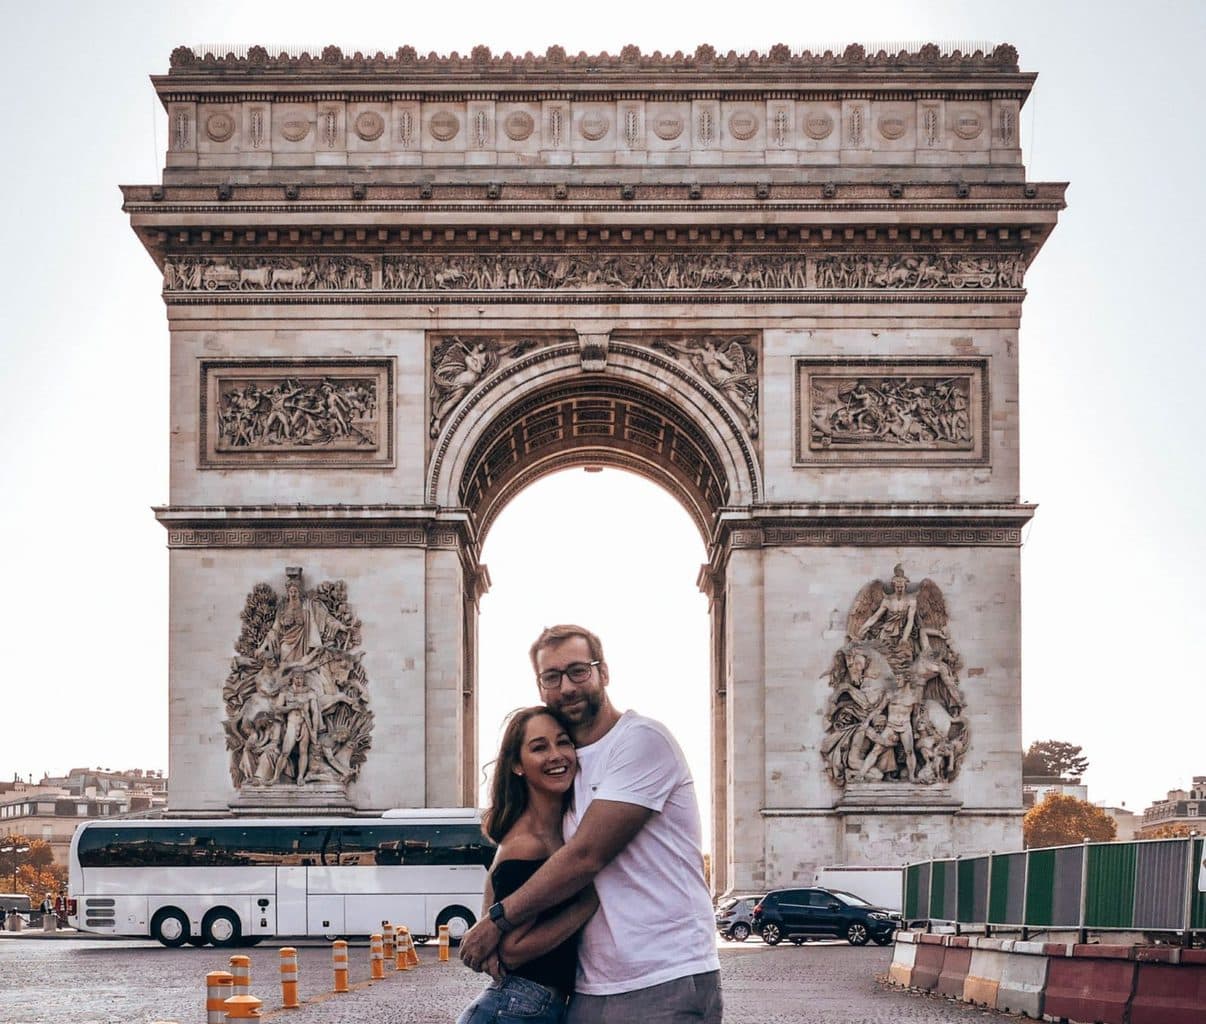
[159,253,1029,298]
[354,110,385,141]
[281,119,311,142]
[804,112,833,140]
[206,111,235,142]
[504,110,534,141]
[429,111,460,141]
[822,565,968,787]
[383,253,809,291]
[200,360,393,468]
[429,335,541,437]
[651,335,759,437]
[813,253,1024,289]
[224,567,373,793]
[698,109,714,146]
[170,43,1022,74]
[809,375,972,450]
[172,110,191,148]
[165,255,373,291]
[728,110,759,141]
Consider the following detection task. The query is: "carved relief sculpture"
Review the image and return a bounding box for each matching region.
[814,253,1024,290]
[810,375,972,450]
[651,336,759,437]
[429,335,539,437]
[200,360,394,469]
[223,568,373,792]
[216,376,379,451]
[821,566,968,787]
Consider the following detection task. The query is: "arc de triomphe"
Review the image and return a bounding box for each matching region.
[126,42,1062,894]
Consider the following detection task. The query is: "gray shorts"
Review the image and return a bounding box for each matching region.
[567,971,722,1024]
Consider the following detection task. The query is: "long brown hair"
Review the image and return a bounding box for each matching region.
[482,706,572,844]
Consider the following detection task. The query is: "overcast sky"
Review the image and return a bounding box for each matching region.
[2,1,1203,834]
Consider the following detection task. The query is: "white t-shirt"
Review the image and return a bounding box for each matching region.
[563,710,719,995]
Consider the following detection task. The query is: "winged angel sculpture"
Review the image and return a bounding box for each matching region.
[652,337,759,437]
[821,565,968,786]
[429,336,537,438]
[223,570,373,791]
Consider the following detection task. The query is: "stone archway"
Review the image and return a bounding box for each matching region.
[134,42,1062,893]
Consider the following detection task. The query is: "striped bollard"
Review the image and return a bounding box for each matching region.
[229,955,251,996]
[370,933,385,980]
[206,971,235,1024]
[400,926,419,967]
[279,947,300,1009]
[332,939,349,993]
[438,924,450,962]
[394,929,410,972]
[382,921,396,967]
[223,994,262,1020]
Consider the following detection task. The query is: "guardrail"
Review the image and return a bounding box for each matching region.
[904,836,1206,940]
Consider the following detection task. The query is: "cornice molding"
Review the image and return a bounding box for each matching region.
[164,42,1024,80]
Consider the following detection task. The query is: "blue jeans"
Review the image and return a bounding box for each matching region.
[457,974,569,1024]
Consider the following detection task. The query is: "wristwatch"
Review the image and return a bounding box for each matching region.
[488,900,516,934]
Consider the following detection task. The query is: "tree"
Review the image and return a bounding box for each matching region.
[1023,740,1089,780]
[0,835,64,901]
[1023,794,1117,848]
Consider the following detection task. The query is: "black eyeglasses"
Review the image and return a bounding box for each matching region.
[537,660,600,690]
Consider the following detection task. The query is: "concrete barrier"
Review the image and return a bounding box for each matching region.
[995,940,1049,1019]
[1042,945,1136,1024]
[911,935,946,990]
[963,939,1009,1008]
[1129,949,1206,1024]
[888,932,919,987]
[935,937,972,999]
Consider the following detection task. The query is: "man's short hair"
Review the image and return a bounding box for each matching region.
[528,624,605,672]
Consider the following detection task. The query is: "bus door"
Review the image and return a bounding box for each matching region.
[275,867,308,935]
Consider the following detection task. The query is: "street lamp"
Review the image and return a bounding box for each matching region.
[0,842,31,895]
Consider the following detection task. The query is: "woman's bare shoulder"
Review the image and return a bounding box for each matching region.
[496,829,555,862]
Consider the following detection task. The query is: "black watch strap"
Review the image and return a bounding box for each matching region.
[488,900,515,934]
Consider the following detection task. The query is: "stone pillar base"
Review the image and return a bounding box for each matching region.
[835,782,962,814]
[229,783,355,816]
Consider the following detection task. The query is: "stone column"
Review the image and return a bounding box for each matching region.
[425,534,467,807]
[724,536,767,892]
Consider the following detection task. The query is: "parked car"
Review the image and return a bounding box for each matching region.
[714,894,763,942]
[751,887,899,946]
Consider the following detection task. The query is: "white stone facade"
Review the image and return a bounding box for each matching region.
[128,42,1062,893]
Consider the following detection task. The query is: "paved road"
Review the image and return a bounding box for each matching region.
[0,935,1000,1023]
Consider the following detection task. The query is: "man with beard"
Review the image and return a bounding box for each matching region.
[460,624,720,1023]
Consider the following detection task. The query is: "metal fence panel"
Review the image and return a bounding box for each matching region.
[1132,840,1187,931]
[930,860,952,919]
[943,858,958,920]
[1025,848,1055,926]
[1192,839,1206,931]
[1051,844,1085,927]
[988,851,1026,925]
[957,856,988,923]
[1085,842,1136,929]
[905,863,924,920]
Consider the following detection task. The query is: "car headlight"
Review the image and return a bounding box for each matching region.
[869,912,889,920]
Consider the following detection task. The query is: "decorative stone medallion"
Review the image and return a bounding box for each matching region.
[503,110,535,141]
[281,119,311,143]
[580,113,610,141]
[206,112,235,143]
[878,116,907,140]
[653,115,684,141]
[354,111,385,141]
[429,111,460,142]
[728,110,759,141]
[953,112,983,140]
[804,113,833,140]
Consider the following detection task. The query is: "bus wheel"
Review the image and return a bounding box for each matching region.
[151,908,190,948]
[436,905,475,947]
[203,908,242,948]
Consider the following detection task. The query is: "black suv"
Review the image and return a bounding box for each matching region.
[751,887,898,946]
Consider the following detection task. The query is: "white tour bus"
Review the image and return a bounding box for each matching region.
[68,808,492,947]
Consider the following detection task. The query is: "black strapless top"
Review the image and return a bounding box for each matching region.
[492,858,580,996]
